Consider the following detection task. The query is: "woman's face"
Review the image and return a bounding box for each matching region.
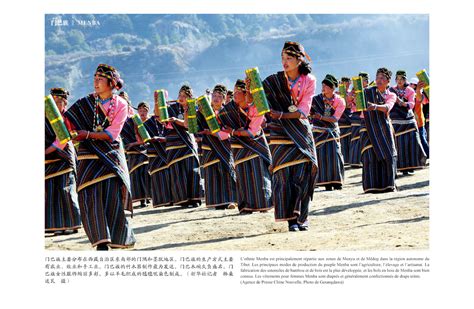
[322,83,335,97]
[343,80,351,89]
[178,91,189,106]
[53,96,67,113]
[211,92,225,110]
[138,106,148,120]
[396,76,406,88]
[233,87,246,105]
[281,52,301,73]
[376,74,390,89]
[94,75,112,96]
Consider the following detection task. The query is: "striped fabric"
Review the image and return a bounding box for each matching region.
[262,72,318,223]
[166,104,203,206]
[338,109,352,165]
[128,155,150,202]
[391,119,427,171]
[270,129,315,223]
[197,112,237,208]
[64,94,131,194]
[120,117,150,202]
[45,172,82,232]
[78,177,136,248]
[144,117,172,207]
[360,87,397,193]
[218,101,273,212]
[64,95,135,248]
[263,72,318,166]
[349,113,363,167]
[310,94,345,186]
[388,90,427,171]
[120,117,137,146]
[45,120,81,232]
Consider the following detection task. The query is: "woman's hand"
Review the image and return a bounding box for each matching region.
[199,129,211,135]
[73,130,89,141]
[269,109,283,119]
[153,136,166,143]
[366,103,378,111]
[220,126,233,134]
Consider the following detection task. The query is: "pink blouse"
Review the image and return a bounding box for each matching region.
[291,73,316,117]
[101,95,129,141]
[326,94,346,121]
[242,104,264,137]
[358,89,396,119]
[392,85,415,109]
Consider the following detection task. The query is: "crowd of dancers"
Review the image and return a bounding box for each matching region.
[45,41,429,250]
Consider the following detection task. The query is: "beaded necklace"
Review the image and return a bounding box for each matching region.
[93,94,116,132]
[285,72,302,105]
[322,94,336,117]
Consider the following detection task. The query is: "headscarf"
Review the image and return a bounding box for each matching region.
[95,63,124,90]
[282,41,312,62]
[50,87,69,98]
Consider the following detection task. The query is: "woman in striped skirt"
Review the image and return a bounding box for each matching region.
[360,68,398,193]
[45,88,81,235]
[389,70,427,175]
[144,113,172,207]
[263,41,318,232]
[337,77,352,165]
[219,79,273,214]
[65,64,135,251]
[197,84,237,210]
[347,72,370,168]
[121,102,151,208]
[310,74,346,191]
[164,85,204,208]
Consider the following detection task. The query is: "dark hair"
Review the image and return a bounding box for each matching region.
[376,67,392,80]
[137,101,150,110]
[179,85,193,98]
[298,60,312,75]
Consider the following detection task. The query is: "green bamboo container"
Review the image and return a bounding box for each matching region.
[186,98,199,134]
[45,94,71,144]
[416,69,430,99]
[197,95,220,134]
[339,83,347,99]
[132,114,151,142]
[245,67,270,115]
[352,76,367,112]
[154,89,169,121]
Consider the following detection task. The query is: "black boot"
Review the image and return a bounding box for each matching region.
[288,219,299,232]
[96,243,109,251]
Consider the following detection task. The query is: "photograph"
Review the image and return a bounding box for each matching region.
[44,14,430,251]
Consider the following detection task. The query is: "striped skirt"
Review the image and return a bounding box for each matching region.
[232,145,272,213]
[349,121,363,167]
[127,153,150,203]
[45,171,81,232]
[166,131,203,206]
[313,128,345,186]
[270,133,317,224]
[168,155,203,206]
[78,176,136,248]
[339,124,352,165]
[360,125,397,193]
[392,120,427,171]
[201,147,237,208]
[148,154,172,207]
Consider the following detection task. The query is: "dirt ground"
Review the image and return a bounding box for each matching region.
[45,165,429,251]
